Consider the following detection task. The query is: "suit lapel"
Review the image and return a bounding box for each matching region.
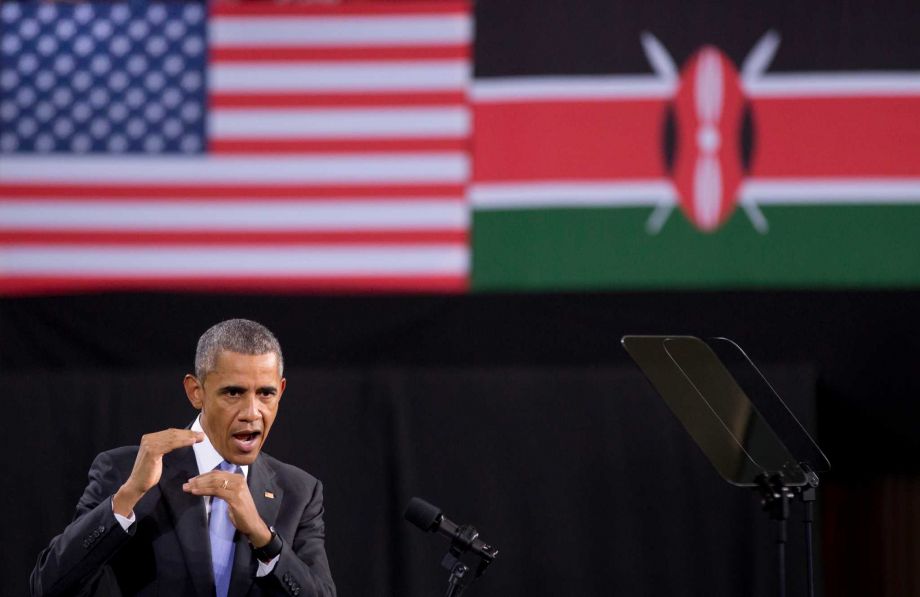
[160,447,213,597]
[228,455,282,597]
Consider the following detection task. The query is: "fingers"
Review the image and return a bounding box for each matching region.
[182,471,246,497]
[183,471,265,538]
[140,428,204,457]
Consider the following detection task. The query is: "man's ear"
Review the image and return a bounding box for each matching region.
[278,378,286,401]
[184,374,204,410]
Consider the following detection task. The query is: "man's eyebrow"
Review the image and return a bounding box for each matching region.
[218,385,247,394]
[257,385,278,394]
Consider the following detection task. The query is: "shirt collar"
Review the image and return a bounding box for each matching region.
[191,415,249,479]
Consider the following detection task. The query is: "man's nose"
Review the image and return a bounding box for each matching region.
[239,394,260,420]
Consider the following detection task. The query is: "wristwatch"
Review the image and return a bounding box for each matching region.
[252,527,283,563]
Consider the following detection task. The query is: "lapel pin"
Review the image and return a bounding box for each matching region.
[264,491,275,499]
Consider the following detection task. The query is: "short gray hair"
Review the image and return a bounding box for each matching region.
[195,319,284,379]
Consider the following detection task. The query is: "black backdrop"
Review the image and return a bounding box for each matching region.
[5,290,920,596]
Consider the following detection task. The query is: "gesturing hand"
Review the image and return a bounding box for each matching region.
[182,472,273,548]
[113,429,204,517]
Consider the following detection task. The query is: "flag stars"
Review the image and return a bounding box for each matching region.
[19,18,39,40]
[55,19,76,40]
[0,101,17,121]
[108,134,128,153]
[19,117,38,137]
[1,2,206,154]
[36,34,57,56]
[146,36,168,58]
[183,4,204,25]
[109,71,129,93]
[91,55,112,76]
[73,4,94,26]
[36,4,58,24]
[16,87,36,108]
[110,35,131,57]
[2,33,21,54]
[0,133,17,152]
[35,71,55,92]
[34,133,54,153]
[72,70,92,92]
[182,37,204,58]
[18,53,39,75]
[165,21,186,41]
[128,20,149,41]
[54,54,75,76]
[110,5,130,25]
[91,20,113,42]
[1,70,19,91]
[108,103,128,123]
[73,35,94,57]
[1,3,22,23]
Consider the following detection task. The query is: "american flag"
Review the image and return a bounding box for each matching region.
[0,1,471,294]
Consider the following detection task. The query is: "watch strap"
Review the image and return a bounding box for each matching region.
[252,527,283,563]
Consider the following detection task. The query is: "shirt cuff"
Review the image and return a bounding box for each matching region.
[111,497,136,531]
[256,555,280,577]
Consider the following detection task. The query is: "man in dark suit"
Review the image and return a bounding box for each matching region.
[31,319,336,597]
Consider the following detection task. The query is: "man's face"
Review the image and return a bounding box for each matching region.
[184,350,286,465]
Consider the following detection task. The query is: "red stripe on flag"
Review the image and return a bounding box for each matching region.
[0,230,468,246]
[0,275,469,296]
[210,91,467,108]
[473,99,667,182]
[210,2,471,17]
[209,138,468,154]
[211,45,469,62]
[0,184,466,201]
[751,96,920,177]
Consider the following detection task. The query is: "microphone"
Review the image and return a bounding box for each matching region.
[404,497,499,562]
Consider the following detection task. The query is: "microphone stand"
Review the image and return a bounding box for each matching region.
[438,525,494,597]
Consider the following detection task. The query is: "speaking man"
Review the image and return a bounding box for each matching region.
[31,319,335,597]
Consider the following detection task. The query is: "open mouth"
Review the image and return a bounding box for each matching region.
[231,430,261,452]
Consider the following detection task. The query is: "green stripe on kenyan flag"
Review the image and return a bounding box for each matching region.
[472,204,920,290]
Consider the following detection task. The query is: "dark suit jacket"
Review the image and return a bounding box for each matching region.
[31,445,336,597]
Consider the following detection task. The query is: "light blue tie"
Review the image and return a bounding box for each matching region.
[210,460,241,597]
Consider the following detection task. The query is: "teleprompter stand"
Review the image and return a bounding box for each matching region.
[622,336,830,597]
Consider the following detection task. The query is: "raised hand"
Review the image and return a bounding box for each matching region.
[182,471,272,547]
[113,429,204,517]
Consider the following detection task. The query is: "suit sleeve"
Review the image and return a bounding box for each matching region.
[30,450,136,597]
[258,479,336,597]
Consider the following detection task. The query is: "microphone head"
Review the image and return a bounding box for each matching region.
[404,497,442,532]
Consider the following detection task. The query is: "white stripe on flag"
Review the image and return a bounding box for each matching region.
[211,62,469,92]
[0,200,468,231]
[745,73,920,97]
[470,181,675,209]
[211,15,472,47]
[742,178,920,203]
[0,155,469,183]
[209,107,470,139]
[0,246,469,275]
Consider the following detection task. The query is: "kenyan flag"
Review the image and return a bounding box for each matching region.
[470,1,920,290]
